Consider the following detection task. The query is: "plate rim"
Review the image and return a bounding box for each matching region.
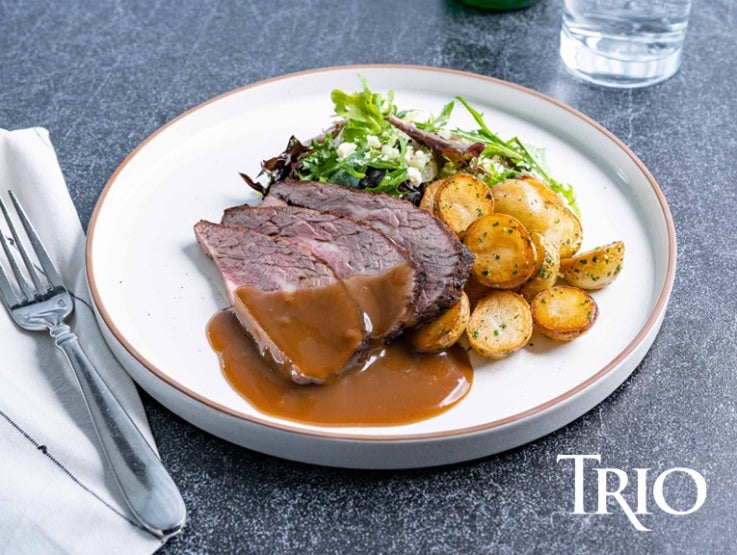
[85,63,677,443]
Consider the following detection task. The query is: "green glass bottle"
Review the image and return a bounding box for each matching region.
[459,0,538,10]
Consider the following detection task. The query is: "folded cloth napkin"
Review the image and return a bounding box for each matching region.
[0,128,171,554]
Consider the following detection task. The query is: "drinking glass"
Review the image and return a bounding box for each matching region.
[560,0,693,88]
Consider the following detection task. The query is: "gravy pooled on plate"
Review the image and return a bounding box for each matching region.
[207,309,472,426]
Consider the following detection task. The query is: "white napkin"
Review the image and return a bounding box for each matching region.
[0,128,170,554]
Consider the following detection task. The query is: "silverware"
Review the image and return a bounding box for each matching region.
[0,190,186,538]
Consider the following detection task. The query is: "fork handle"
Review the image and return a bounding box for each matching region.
[51,324,186,538]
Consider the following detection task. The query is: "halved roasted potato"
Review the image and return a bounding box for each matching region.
[519,175,567,207]
[541,202,584,259]
[519,232,560,300]
[530,285,598,341]
[466,290,533,359]
[491,178,583,258]
[559,241,625,290]
[433,173,494,238]
[491,178,551,227]
[464,272,492,309]
[419,177,445,214]
[409,292,470,352]
[463,213,537,289]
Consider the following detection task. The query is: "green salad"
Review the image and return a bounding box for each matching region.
[250,76,578,214]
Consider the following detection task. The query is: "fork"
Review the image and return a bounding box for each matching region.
[0,190,186,539]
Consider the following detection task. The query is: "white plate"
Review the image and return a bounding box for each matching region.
[86,65,676,469]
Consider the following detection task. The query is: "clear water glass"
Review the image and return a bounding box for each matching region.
[560,0,693,88]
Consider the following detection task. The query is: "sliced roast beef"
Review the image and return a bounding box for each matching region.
[264,179,475,324]
[194,220,369,384]
[220,204,422,336]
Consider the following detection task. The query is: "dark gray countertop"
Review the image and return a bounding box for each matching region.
[3,0,736,553]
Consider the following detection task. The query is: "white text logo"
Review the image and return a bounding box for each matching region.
[557,454,707,531]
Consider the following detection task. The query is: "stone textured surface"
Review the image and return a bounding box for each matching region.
[3,0,737,552]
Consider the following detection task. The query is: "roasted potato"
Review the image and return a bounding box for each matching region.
[490,178,550,227]
[519,175,567,207]
[530,285,598,341]
[463,213,537,289]
[464,272,492,309]
[542,202,584,259]
[409,292,470,352]
[491,178,583,258]
[559,241,625,290]
[419,177,445,214]
[466,290,533,359]
[433,173,494,238]
[519,232,560,300]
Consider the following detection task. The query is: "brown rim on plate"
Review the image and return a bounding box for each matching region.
[85,64,677,442]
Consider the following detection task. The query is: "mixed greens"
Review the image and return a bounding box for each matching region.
[250,76,578,214]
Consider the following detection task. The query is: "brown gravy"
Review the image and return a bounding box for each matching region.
[341,263,416,337]
[234,282,365,383]
[207,309,473,426]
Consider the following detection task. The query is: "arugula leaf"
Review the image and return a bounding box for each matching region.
[454,95,579,215]
[454,97,522,161]
[413,101,455,133]
[331,75,395,139]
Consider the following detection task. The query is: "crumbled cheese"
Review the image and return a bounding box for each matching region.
[366,135,381,149]
[336,142,357,160]
[403,144,431,171]
[403,144,415,164]
[406,166,422,186]
[408,149,430,170]
[478,156,494,172]
[381,144,400,160]
[479,155,505,175]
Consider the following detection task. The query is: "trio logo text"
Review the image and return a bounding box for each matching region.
[557,454,707,531]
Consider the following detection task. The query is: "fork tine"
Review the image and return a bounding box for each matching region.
[0,250,22,307]
[0,196,38,300]
[8,190,64,290]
